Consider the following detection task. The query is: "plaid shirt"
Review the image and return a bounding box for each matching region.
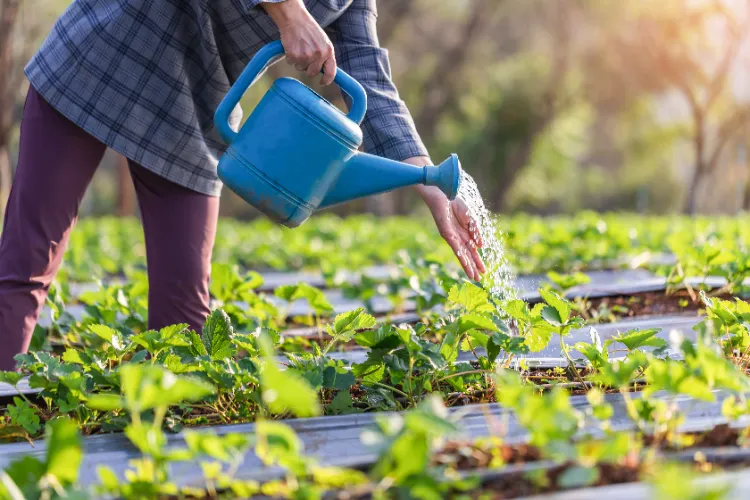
[25,0,428,196]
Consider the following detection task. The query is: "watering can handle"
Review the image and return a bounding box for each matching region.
[214,40,368,144]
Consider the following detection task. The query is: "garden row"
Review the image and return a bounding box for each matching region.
[2,281,748,497]
[2,214,750,498]
[58,213,750,281]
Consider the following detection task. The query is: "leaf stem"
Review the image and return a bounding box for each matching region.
[370,381,411,400]
[560,333,586,385]
[437,369,492,383]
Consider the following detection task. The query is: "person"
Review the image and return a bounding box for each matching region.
[0,0,486,371]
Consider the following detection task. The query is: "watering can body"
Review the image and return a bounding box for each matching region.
[214,41,461,228]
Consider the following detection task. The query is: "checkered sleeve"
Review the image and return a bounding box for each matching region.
[244,0,285,11]
[327,0,429,161]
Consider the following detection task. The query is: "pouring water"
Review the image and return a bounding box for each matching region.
[457,170,517,301]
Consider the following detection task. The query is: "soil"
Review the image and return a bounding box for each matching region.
[434,441,542,469]
[476,461,641,499]
[580,289,734,320]
[644,423,742,449]
[430,423,748,498]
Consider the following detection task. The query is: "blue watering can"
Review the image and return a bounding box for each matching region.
[214,40,462,228]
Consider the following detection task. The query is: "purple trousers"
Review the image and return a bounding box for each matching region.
[0,87,219,370]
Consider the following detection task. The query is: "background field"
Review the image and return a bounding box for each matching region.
[5,0,750,218]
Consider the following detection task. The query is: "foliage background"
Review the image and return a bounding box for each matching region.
[3,0,750,217]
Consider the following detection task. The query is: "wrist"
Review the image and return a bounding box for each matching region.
[262,0,308,28]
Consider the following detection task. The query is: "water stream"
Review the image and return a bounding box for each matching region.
[457,170,518,301]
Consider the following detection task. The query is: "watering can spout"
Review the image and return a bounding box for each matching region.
[319,153,462,209]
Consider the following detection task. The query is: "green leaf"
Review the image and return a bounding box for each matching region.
[255,421,306,474]
[539,288,571,324]
[210,263,264,302]
[0,371,23,387]
[258,335,321,418]
[503,300,531,322]
[592,353,648,388]
[97,466,120,491]
[547,271,591,292]
[312,466,368,488]
[486,332,511,363]
[457,313,500,335]
[62,349,85,365]
[440,330,460,363]
[45,418,82,485]
[327,391,361,415]
[557,465,599,489]
[131,324,190,354]
[609,328,665,351]
[355,325,401,349]
[86,393,124,411]
[118,364,216,412]
[448,282,493,313]
[524,323,555,352]
[322,366,355,390]
[189,330,208,357]
[261,364,322,418]
[644,359,714,401]
[541,305,563,327]
[124,422,166,456]
[463,331,489,350]
[574,342,609,369]
[3,455,45,494]
[184,431,252,463]
[275,283,334,316]
[202,309,236,360]
[330,308,376,340]
[7,397,40,435]
[89,324,120,344]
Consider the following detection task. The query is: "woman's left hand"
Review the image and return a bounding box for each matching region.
[405,158,486,281]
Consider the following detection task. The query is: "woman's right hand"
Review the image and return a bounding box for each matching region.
[262,0,337,85]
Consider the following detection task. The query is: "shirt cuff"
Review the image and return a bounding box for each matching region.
[366,137,430,164]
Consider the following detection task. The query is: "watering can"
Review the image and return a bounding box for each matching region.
[214,41,462,228]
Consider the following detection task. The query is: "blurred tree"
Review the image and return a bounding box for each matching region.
[424,0,586,211]
[603,0,750,213]
[0,0,22,216]
[5,0,747,217]
[0,0,59,215]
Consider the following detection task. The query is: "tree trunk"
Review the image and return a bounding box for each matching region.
[0,0,21,216]
[685,161,705,215]
[685,116,706,215]
[115,153,136,216]
[0,144,11,211]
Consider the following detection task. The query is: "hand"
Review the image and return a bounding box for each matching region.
[262,0,337,85]
[407,159,486,281]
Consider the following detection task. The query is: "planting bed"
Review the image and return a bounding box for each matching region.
[3,214,750,499]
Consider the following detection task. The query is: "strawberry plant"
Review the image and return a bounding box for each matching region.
[4,214,750,498]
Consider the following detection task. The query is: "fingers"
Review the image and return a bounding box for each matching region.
[306,57,325,78]
[469,246,486,276]
[444,232,479,282]
[284,40,336,85]
[453,199,483,248]
[458,225,487,276]
[321,56,337,86]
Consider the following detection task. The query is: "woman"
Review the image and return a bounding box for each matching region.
[0,0,485,370]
